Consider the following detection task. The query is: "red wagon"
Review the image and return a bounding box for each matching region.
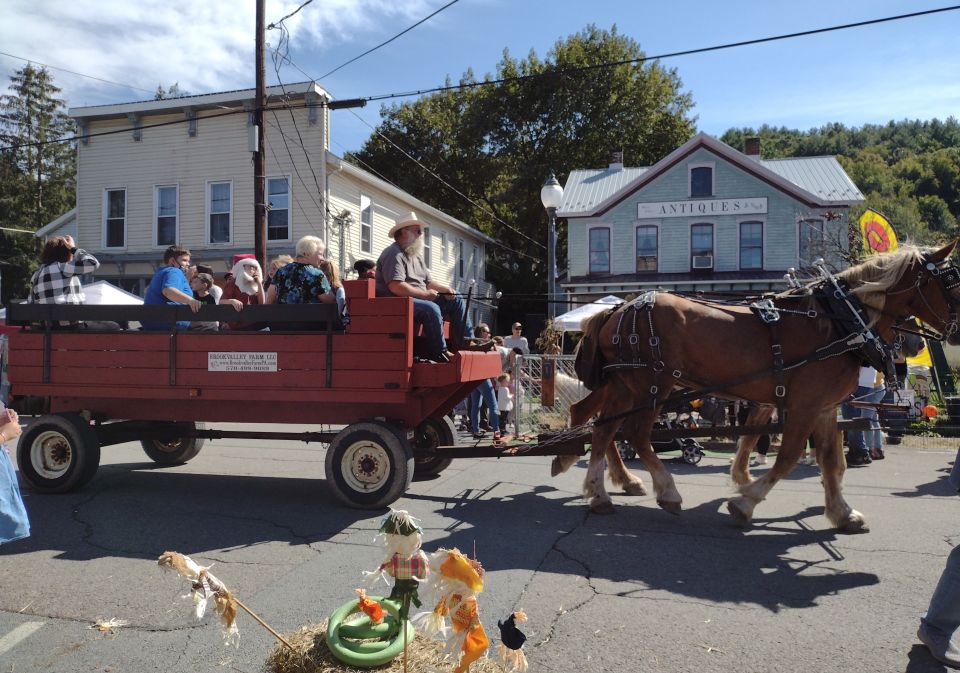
[5,280,502,508]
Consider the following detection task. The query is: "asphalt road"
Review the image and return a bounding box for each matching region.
[0,424,957,673]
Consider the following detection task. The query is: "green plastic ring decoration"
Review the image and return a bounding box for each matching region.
[326,596,416,667]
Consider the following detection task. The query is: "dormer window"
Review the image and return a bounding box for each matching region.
[690,165,713,198]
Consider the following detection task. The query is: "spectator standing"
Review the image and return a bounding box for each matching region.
[916,450,960,667]
[865,370,887,460]
[497,373,514,435]
[504,322,530,354]
[468,323,499,440]
[842,366,877,466]
[0,402,29,546]
[142,245,201,331]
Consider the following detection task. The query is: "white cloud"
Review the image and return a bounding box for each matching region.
[0,0,432,106]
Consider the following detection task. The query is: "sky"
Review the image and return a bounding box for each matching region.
[2,0,960,161]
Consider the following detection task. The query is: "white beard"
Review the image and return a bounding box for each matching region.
[403,236,424,258]
[234,271,258,295]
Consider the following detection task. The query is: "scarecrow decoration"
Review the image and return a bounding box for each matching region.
[415,548,489,673]
[497,611,529,672]
[157,551,298,656]
[325,509,426,668]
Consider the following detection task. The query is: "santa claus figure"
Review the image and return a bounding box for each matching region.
[220,255,266,330]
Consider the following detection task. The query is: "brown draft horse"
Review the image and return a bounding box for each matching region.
[557,242,960,532]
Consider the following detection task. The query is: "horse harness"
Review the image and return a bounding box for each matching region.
[596,254,960,427]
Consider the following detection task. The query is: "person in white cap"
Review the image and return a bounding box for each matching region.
[376,212,471,362]
[503,322,529,354]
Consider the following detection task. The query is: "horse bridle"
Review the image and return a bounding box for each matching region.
[897,254,960,341]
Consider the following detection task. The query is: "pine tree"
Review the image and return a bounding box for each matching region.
[0,64,76,303]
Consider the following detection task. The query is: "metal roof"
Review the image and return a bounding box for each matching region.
[558,167,649,215]
[558,134,864,217]
[759,156,864,203]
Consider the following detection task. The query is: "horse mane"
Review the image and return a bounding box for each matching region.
[836,246,925,324]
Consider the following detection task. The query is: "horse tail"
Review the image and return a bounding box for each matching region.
[575,308,615,390]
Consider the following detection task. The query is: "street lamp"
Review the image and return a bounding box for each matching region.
[540,172,564,319]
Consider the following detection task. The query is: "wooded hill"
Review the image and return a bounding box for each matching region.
[721,120,960,246]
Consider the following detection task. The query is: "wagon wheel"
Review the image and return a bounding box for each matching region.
[412,416,456,477]
[17,413,101,493]
[324,421,414,509]
[140,422,206,465]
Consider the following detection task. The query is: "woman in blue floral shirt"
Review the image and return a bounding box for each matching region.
[265,236,335,329]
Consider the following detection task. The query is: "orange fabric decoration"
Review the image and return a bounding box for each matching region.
[356,589,384,624]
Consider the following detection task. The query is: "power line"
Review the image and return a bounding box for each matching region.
[317,0,461,80]
[345,107,547,252]
[356,5,960,103]
[0,50,156,94]
[267,0,314,30]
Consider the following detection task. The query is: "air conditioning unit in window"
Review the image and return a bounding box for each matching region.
[692,255,714,269]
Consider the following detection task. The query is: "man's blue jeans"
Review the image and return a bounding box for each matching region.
[470,379,499,434]
[412,294,470,356]
[842,386,872,455]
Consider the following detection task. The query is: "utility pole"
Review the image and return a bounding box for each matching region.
[254,0,267,270]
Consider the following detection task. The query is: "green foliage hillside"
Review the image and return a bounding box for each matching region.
[721,120,960,245]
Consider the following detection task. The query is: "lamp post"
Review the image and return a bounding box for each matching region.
[540,172,564,320]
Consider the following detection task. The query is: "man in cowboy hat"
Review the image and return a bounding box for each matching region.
[376,212,471,361]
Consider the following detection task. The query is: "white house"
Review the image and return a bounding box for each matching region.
[42,82,497,323]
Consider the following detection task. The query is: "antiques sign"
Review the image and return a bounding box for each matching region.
[638,197,767,219]
[208,352,278,372]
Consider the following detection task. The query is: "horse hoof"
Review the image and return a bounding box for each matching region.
[726,499,752,527]
[623,482,647,496]
[550,457,564,477]
[590,500,616,515]
[657,499,682,515]
[838,513,870,534]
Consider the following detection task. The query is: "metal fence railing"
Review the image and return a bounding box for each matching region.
[513,355,587,435]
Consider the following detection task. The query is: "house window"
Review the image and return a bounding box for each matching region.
[267,177,289,240]
[458,239,465,279]
[208,181,232,244]
[423,227,431,268]
[441,231,448,262]
[799,219,825,267]
[740,221,763,270]
[104,188,126,248]
[589,227,610,274]
[636,225,657,272]
[471,245,479,281]
[691,223,714,268]
[360,194,373,253]
[155,185,177,247]
[690,166,713,197]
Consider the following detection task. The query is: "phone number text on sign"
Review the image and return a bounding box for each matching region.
[208,352,278,372]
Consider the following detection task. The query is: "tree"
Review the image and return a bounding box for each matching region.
[352,25,696,317]
[0,64,76,303]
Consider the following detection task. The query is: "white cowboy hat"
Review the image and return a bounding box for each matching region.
[388,212,425,239]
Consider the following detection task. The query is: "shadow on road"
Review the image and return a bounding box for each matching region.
[407,484,879,612]
[7,462,371,561]
[906,643,949,672]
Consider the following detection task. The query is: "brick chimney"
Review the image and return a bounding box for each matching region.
[744,137,761,160]
[609,148,624,171]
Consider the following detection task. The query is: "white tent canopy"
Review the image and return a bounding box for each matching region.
[554,295,624,332]
[82,280,143,305]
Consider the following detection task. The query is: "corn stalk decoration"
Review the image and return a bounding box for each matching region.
[157,551,297,655]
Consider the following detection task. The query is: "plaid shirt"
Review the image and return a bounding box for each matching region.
[29,250,100,304]
[381,551,428,581]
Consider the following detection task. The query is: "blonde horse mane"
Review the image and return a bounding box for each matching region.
[836,246,926,325]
